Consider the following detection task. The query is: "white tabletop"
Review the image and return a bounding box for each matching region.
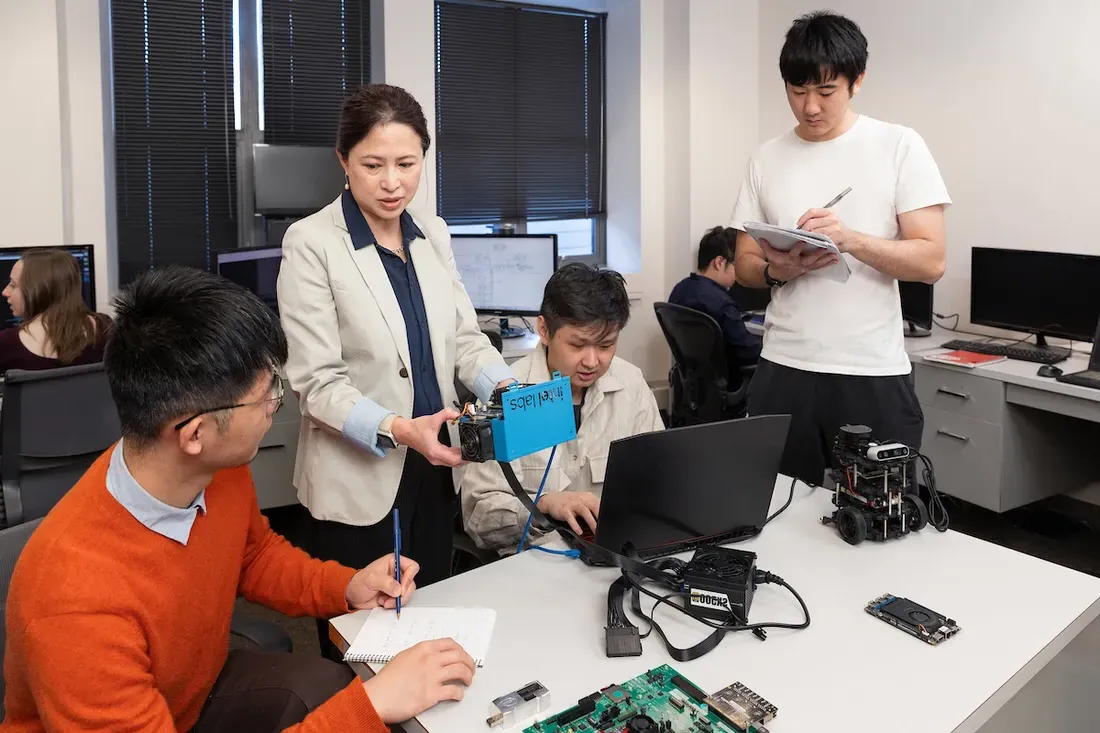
[500,330,541,362]
[331,478,1100,733]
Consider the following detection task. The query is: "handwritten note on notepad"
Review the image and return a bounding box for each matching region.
[342,607,497,667]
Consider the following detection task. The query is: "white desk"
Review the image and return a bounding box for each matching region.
[733,320,1099,511]
[500,330,541,364]
[331,479,1100,733]
[907,328,1100,511]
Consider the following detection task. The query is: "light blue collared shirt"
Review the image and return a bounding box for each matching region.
[106,442,207,545]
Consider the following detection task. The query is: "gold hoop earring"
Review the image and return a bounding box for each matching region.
[344,174,350,190]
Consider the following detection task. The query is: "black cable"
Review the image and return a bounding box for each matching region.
[933,312,960,330]
[915,451,950,532]
[625,568,810,643]
[764,475,799,526]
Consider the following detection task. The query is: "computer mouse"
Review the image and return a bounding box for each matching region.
[1037,364,1063,378]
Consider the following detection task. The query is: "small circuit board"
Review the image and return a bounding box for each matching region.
[865,593,960,646]
[522,665,776,733]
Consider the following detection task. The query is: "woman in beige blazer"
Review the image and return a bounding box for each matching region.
[277,84,514,657]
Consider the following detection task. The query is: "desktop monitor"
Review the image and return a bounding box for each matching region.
[252,144,345,216]
[729,282,771,312]
[215,246,282,313]
[899,281,933,337]
[971,247,1100,345]
[451,235,558,317]
[0,245,96,328]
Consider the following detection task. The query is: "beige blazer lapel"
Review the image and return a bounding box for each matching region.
[331,205,412,372]
[407,234,453,393]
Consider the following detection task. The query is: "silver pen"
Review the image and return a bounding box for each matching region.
[823,187,852,209]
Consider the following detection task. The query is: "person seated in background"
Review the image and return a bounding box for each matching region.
[2,267,475,733]
[0,248,111,373]
[461,263,664,554]
[669,226,762,388]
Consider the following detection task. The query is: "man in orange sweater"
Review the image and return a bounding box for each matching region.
[2,267,476,732]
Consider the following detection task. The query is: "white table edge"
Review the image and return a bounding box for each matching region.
[953,595,1100,733]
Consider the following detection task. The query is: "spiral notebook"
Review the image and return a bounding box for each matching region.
[741,221,851,283]
[342,607,497,667]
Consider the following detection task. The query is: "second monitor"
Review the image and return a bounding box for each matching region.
[215,246,282,313]
[899,281,933,337]
[972,247,1100,348]
[451,234,558,338]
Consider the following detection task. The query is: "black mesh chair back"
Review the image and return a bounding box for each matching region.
[653,302,750,427]
[0,364,120,527]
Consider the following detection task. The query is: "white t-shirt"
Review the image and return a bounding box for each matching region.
[730,115,951,376]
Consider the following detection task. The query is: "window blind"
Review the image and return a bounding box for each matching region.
[261,0,369,145]
[112,0,237,284]
[435,1,605,224]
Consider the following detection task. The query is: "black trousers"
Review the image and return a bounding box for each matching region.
[747,358,924,486]
[191,650,356,732]
[309,446,456,661]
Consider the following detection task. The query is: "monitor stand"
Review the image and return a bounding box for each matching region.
[1017,332,1071,359]
[904,320,931,337]
[498,317,526,339]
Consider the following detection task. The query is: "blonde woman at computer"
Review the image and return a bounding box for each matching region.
[0,249,111,373]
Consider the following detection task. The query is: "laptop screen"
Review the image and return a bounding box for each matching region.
[594,415,791,556]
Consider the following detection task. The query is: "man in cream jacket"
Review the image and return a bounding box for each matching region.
[461,264,664,554]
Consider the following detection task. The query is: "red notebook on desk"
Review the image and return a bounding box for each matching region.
[924,350,1007,368]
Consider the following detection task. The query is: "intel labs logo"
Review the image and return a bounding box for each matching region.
[689,588,732,611]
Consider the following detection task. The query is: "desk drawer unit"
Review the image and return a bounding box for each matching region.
[914,363,1004,423]
[920,406,1003,511]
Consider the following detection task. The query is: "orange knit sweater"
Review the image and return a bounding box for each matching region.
[1,447,388,733]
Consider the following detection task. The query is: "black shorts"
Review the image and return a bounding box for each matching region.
[747,358,924,486]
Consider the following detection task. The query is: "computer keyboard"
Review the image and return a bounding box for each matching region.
[1056,369,1100,390]
[940,339,1069,365]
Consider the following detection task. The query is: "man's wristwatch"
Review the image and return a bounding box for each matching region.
[764,263,787,288]
[377,416,398,450]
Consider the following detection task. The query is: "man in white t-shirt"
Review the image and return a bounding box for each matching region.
[730,11,951,485]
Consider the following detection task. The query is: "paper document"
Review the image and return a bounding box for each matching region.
[343,607,497,667]
[742,221,851,283]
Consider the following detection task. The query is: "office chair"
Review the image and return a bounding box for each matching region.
[452,328,506,574]
[0,517,42,721]
[653,302,755,428]
[0,364,121,527]
[0,365,291,654]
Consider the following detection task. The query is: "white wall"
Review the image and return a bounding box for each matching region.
[758,0,1100,342]
[0,1,66,246]
[0,0,114,310]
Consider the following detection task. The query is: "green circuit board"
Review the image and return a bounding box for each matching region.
[522,665,776,733]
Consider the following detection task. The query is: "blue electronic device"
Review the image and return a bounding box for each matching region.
[456,373,577,462]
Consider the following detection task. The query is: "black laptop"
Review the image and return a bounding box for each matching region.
[567,414,791,563]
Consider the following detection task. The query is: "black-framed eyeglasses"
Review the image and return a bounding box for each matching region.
[173,373,284,431]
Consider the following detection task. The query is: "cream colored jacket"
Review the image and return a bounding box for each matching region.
[277,196,510,526]
[461,347,664,552]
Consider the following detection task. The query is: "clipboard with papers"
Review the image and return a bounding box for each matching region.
[742,221,851,284]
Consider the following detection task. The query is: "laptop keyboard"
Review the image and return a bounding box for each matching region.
[1056,369,1100,390]
[566,525,760,565]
